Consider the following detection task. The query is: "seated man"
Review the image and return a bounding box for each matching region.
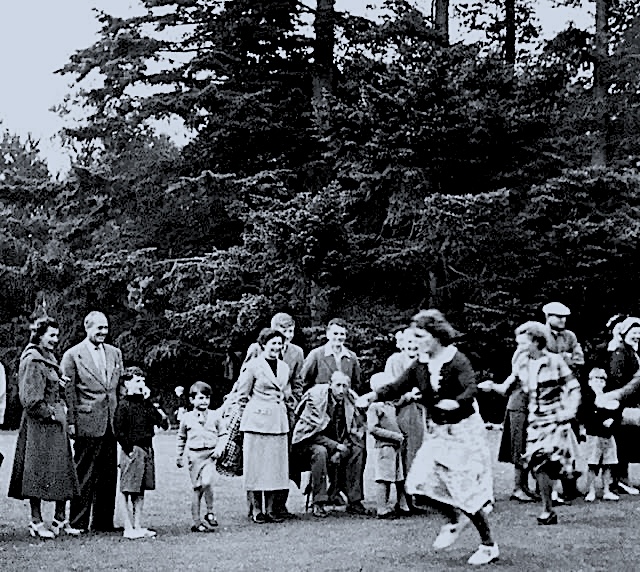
[292,371,367,517]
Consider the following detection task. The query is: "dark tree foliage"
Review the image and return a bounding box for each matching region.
[1,2,640,426]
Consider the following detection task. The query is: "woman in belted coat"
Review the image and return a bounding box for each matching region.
[236,328,291,523]
[9,317,80,538]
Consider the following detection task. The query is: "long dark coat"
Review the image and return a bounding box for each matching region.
[8,344,79,501]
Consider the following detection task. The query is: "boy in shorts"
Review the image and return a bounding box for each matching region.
[176,382,224,532]
[581,368,621,502]
[114,366,169,539]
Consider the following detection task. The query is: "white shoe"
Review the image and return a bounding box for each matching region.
[603,491,620,501]
[433,523,463,550]
[51,519,82,536]
[468,544,500,566]
[618,482,640,495]
[28,522,55,539]
[584,491,596,502]
[482,502,494,515]
[138,528,157,538]
[123,528,145,539]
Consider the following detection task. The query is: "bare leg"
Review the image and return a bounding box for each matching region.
[191,488,203,525]
[585,466,597,499]
[121,492,135,531]
[131,494,144,529]
[201,465,215,514]
[375,482,391,515]
[395,481,410,512]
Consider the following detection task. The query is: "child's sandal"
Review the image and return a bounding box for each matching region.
[203,513,218,528]
[191,523,210,533]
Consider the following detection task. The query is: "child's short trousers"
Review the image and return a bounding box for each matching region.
[585,435,618,466]
[188,448,217,489]
[120,446,156,493]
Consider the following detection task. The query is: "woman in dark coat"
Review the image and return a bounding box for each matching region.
[607,316,640,494]
[9,317,81,538]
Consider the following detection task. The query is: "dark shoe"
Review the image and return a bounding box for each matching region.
[265,513,284,523]
[327,494,346,507]
[203,513,218,528]
[346,502,369,516]
[537,512,558,526]
[252,512,268,524]
[376,510,396,520]
[312,504,329,518]
[191,523,211,533]
[394,507,412,517]
[273,510,298,520]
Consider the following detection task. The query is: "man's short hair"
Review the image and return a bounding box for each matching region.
[122,366,146,381]
[327,318,348,330]
[271,312,295,329]
[84,311,107,330]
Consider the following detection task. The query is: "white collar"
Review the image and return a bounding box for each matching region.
[84,338,104,351]
[324,343,350,359]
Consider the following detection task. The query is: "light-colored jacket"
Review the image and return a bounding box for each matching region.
[177,409,223,457]
[292,384,365,446]
[60,340,123,438]
[237,356,290,435]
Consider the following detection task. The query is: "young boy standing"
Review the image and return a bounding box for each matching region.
[176,382,224,532]
[114,366,169,539]
[367,373,410,518]
[581,368,621,502]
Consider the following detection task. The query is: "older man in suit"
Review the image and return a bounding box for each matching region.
[292,371,367,517]
[61,311,124,533]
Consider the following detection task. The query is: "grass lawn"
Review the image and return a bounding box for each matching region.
[0,428,639,571]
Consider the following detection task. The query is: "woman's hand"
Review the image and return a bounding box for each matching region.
[477,380,494,392]
[434,399,459,411]
[355,392,376,408]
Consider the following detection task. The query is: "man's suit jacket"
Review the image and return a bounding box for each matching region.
[292,384,365,447]
[300,344,362,395]
[237,356,291,435]
[60,341,123,438]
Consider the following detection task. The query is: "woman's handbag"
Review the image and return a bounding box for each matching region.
[216,400,245,477]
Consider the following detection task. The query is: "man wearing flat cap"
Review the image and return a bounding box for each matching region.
[542,302,584,502]
[542,302,584,373]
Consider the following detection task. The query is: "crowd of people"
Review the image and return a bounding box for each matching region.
[4,304,640,567]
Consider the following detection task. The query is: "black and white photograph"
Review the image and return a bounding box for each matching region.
[0,0,639,570]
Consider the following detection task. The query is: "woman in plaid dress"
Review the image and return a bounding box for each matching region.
[517,322,581,525]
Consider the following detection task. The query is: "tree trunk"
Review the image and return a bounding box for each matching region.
[434,0,450,46]
[504,0,516,68]
[313,0,335,136]
[592,0,609,167]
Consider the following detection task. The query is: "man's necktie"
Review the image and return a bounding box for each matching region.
[94,344,107,380]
